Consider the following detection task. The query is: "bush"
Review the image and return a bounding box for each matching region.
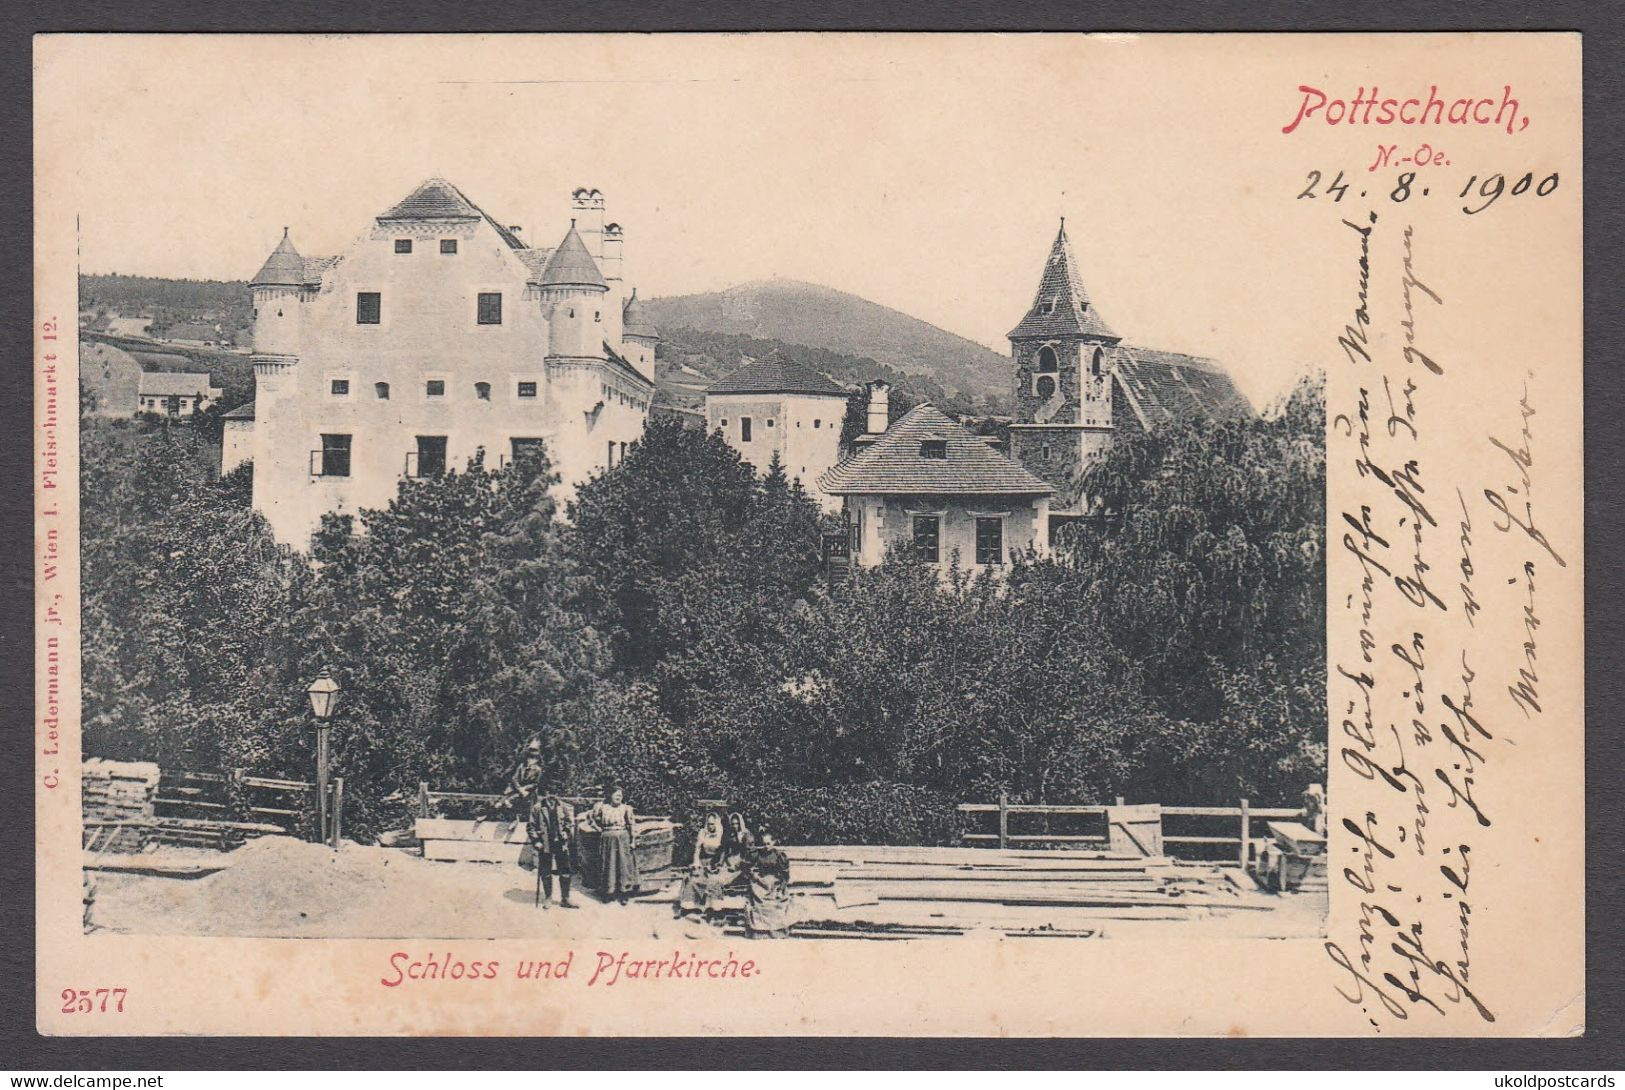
[725,780,960,847]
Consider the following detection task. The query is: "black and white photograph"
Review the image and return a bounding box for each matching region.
[32,31,1583,1038]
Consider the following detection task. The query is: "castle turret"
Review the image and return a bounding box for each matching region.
[249,227,307,357]
[620,287,659,381]
[540,221,609,359]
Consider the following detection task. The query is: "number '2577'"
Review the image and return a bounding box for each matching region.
[60,987,127,1013]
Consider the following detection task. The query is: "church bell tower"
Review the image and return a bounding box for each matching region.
[1006,219,1121,510]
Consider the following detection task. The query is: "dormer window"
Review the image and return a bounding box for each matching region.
[394,239,413,254]
[920,438,947,459]
[1041,298,1057,315]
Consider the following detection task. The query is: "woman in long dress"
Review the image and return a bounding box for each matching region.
[588,785,640,904]
[744,828,793,938]
[676,811,727,917]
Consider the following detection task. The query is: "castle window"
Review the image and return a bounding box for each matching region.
[426,379,445,397]
[607,440,617,468]
[975,517,1005,566]
[912,516,940,563]
[517,381,538,399]
[920,438,947,459]
[1035,375,1056,400]
[413,435,447,477]
[356,292,381,325]
[1036,346,1059,373]
[375,382,390,399]
[477,293,503,325]
[510,437,544,465]
[475,382,492,400]
[1091,348,1104,377]
[594,311,601,322]
[740,417,753,442]
[440,239,458,254]
[394,239,413,254]
[766,419,775,428]
[317,434,351,478]
[814,419,821,429]
[330,379,350,396]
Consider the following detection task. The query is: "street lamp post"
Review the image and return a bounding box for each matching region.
[306,667,342,846]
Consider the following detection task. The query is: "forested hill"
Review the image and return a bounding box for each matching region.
[654,327,973,417]
[644,279,1011,409]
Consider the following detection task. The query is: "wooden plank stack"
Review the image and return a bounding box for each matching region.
[778,844,1277,939]
[82,760,160,853]
[414,815,681,881]
[82,760,159,823]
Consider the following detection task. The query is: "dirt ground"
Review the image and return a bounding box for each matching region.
[85,835,1327,941]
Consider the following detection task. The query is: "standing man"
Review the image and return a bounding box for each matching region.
[527,792,579,909]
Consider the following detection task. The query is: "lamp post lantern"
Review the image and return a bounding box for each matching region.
[306,667,341,845]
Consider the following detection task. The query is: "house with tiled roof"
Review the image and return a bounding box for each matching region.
[239,179,659,547]
[705,351,852,510]
[137,370,221,416]
[819,382,1053,570]
[1006,220,1251,528]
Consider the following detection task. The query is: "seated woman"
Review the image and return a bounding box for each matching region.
[587,784,640,905]
[743,827,793,939]
[676,810,728,918]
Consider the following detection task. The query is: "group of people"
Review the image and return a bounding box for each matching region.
[676,809,794,939]
[500,738,643,909]
[496,738,794,937]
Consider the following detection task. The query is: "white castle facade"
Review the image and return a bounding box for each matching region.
[238,179,658,548]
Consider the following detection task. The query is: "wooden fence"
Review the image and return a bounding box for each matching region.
[958,795,1303,866]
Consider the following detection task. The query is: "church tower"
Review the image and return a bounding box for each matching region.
[1006,219,1121,510]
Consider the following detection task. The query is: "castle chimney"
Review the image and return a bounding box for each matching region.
[866,379,891,435]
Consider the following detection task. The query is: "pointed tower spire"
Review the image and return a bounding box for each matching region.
[250,227,306,288]
[1007,218,1117,342]
[540,222,608,290]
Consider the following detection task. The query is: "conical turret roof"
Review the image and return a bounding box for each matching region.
[250,228,306,288]
[1008,219,1118,341]
[622,287,659,340]
[540,222,607,290]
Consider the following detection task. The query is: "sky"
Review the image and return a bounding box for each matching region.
[37,33,1417,407]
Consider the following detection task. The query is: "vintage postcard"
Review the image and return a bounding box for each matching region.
[32,32,1582,1036]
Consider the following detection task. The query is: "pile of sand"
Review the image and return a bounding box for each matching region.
[91,836,704,941]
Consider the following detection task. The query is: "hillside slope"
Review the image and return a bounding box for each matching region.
[643,279,1010,407]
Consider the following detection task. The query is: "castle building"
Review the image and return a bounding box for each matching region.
[236,179,656,547]
[819,381,1053,570]
[704,352,852,512]
[1005,220,1251,529]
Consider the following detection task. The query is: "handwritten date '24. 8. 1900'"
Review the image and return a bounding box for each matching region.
[1299,166,1560,215]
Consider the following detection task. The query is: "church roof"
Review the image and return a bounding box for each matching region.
[377,177,526,249]
[622,288,659,340]
[540,223,607,289]
[1008,220,1119,341]
[1110,346,1253,430]
[819,404,1054,497]
[707,353,848,398]
[249,228,306,288]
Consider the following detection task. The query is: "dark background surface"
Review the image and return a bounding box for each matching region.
[1,1,1619,1070]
